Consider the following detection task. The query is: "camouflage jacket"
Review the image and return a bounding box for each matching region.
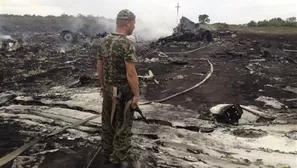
[96,33,137,88]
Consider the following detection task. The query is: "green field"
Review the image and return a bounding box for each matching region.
[229,25,297,35]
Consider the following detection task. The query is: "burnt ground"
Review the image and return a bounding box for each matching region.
[0,120,98,168]
[1,29,297,168]
[144,33,297,111]
[2,33,296,110]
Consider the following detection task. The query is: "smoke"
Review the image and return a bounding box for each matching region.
[93,17,174,41]
[133,20,174,41]
[67,16,176,41]
[0,15,175,42]
[67,17,115,35]
[93,18,175,41]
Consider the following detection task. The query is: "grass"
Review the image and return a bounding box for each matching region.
[228,25,297,35]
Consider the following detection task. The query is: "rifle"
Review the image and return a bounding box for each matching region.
[117,91,149,124]
[131,105,149,124]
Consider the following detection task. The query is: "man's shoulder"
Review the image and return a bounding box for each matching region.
[100,34,113,43]
[92,37,102,46]
[91,34,111,47]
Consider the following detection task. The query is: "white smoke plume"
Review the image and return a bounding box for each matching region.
[133,20,174,41]
[62,16,175,41]
[92,18,175,41]
[0,15,175,42]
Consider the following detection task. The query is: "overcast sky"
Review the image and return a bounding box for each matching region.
[1,0,296,25]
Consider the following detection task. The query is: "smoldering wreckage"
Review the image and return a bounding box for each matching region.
[0,16,297,168]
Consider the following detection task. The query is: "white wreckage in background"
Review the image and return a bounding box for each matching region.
[0,35,22,52]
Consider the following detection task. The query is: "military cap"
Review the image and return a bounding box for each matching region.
[116,9,136,20]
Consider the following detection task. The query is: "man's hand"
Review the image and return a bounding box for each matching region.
[131,96,139,109]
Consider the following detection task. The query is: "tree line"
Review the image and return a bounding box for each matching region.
[247,17,297,27]
[2,13,297,28]
[0,13,102,18]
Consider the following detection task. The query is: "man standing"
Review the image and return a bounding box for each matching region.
[96,9,139,168]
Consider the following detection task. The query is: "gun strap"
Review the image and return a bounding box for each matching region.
[110,87,117,129]
[113,100,132,138]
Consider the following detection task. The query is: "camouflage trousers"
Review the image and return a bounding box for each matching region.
[101,86,134,163]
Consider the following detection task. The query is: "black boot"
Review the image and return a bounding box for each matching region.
[102,156,111,164]
[104,159,111,164]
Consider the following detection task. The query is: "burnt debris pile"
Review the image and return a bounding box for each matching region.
[156,17,213,45]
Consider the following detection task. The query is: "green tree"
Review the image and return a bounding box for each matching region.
[285,17,297,27]
[248,17,297,27]
[286,17,296,23]
[198,14,210,24]
[247,20,257,27]
[77,13,86,18]
[268,17,285,27]
[258,20,269,27]
[60,13,69,17]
